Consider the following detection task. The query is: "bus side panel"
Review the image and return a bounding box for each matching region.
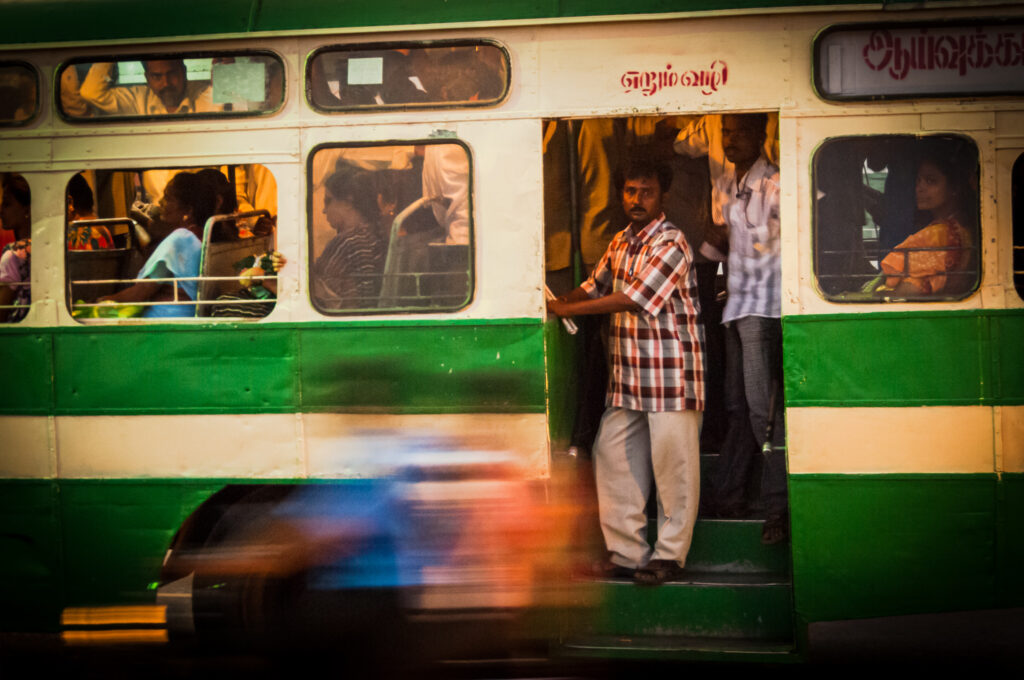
[0,480,62,632]
[784,309,1024,621]
[997,473,1024,607]
[789,473,995,622]
[56,480,230,613]
[0,331,54,414]
[543,318,578,451]
[5,321,547,417]
[784,312,992,408]
[298,322,546,414]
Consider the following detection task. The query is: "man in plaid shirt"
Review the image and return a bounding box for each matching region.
[548,158,704,585]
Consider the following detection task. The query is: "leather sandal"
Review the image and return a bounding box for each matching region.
[633,559,684,586]
[590,557,636,579]
[761,513,789,545]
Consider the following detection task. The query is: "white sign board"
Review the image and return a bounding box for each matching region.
[816,22,1024,99]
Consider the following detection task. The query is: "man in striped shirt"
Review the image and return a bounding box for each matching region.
[714,114,788,544]
[548,159,704,585]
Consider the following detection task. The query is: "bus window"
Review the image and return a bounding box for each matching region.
[307,41,508,112]
[0,62,37,125]
[813,135,980,302]
[1014,153,1024,300]
[308,142,473,314]
[0,173,31,322]
[66,166,280,321]
[57,52,283,121]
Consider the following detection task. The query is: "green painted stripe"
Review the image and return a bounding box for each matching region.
[544,318,579,449]
[0,319,545,416]
[0,0,947,46]
[0,332,53,414]
[789,473,1024,623]
[783,310,1024,407]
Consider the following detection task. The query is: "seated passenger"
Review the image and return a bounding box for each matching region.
[194,168,240,241]
[80,59,218,116]
[879,152,975,296]
[421,144,469,245]
[313,166,386,309]
[99,171,215,317]
[0,173,31,322]
[66,173,113,250]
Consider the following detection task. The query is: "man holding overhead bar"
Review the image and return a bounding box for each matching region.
[548,157,704,586]
[80,59,218,116]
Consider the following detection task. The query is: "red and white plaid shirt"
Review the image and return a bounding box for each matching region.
[581,214,705,412]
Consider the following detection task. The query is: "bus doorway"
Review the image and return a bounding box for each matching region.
[542,113,795,658]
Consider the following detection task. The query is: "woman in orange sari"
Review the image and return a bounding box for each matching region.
[880,155,973,296]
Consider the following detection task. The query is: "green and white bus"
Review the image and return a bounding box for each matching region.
[1,0,1021,661]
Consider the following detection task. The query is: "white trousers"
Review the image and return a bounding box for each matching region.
[593,408,701,569]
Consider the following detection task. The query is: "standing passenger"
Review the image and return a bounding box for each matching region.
[80,59,218,116]
[548,158,704,585]
[0,174,31,322]
[714,114,788,544]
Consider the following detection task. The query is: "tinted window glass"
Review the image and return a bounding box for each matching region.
[0,62,38,125]
[66,166,280,321]
[308,142,472,314]
[0,173,31,322]
[58,53,283,121]
[308,42,508,111]
[814,135,979,301]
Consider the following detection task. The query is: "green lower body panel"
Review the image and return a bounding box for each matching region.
[789,473,1024,623]
[997,473,1024,607]
[0,479,234,632]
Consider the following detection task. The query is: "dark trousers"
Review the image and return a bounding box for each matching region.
[712,316,788,516]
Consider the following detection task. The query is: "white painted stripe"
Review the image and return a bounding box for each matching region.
[1,412,549,479]
[1001,405,1024,474]
[787,406,996,474]
[0,416,55,478]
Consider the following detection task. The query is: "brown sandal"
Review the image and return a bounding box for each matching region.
[633,559,684,586]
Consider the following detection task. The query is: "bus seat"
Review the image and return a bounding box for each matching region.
[196,235,275,316]
[66,218,137,303]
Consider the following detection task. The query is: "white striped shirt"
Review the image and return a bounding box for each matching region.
[718,156,781,323]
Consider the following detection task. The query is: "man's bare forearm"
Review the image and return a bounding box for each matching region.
[548,291,640,318]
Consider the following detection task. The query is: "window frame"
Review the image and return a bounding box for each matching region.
[1012,152,1024,302]
[55,49,286,124]
[62,166,281,323]
[306,139,476,317]
[811,133,982,303]
[305,39,511,114]
[0,60,40,127]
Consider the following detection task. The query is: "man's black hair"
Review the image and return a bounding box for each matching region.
[143,59,186,75]
[621,156,672,194]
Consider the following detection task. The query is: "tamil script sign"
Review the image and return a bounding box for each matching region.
[621,60,728,97]
[815,21,1024,99]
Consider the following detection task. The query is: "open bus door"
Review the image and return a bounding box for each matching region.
[542,113,797,662]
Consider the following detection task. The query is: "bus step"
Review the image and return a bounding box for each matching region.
[577,573,793,641]
[562,634,799,663]
[684,518,791,574]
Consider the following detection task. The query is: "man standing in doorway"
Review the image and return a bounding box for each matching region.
[715,113,788,544]
[548,158,704,585]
